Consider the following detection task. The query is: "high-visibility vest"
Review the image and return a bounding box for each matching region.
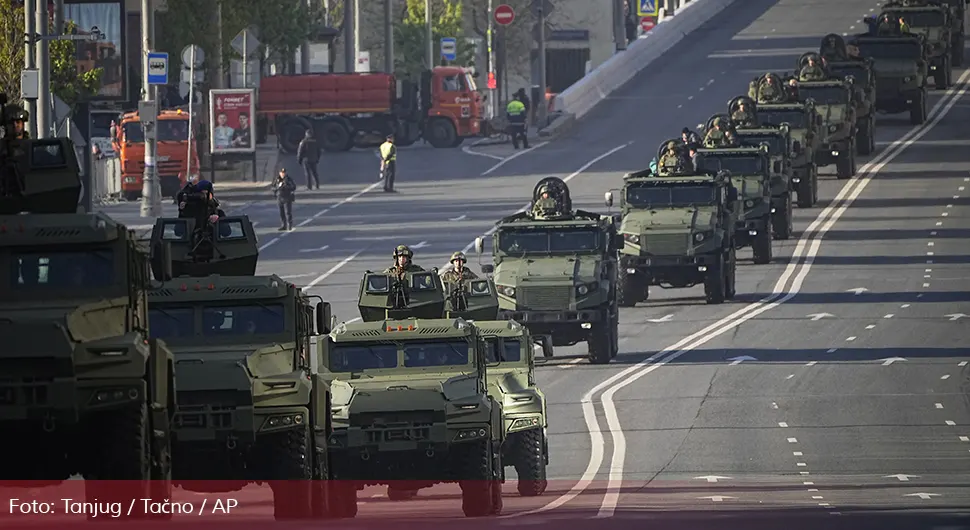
[506,100,526,116]
[380,142,396,161]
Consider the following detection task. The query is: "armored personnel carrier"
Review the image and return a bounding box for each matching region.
[475,177,621,365]
[790,54,859,179]
[0,134,175,516]
[146,214,333,520]
[607,155,738,306]
[872,1,953,87]
[817,36,879,156]
[848,30,929,124]
[356,268,551,498]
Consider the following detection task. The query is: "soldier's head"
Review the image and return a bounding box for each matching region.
[451,251,467,271]
[681,127,691,142]
[393,244,413,267]
[712,117,722,129]
[666,141,678,153]
[6,106,27,137]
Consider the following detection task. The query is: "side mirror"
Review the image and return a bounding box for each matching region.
[481,264,494,274]
[474,236,484,255]
[604,191,613,207]
[316,301,332,335]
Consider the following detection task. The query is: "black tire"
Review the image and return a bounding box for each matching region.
[910,89,927,125]
[311,449,330,519]
[772,194,793,241]
[511,429,548,497]
[725,246,737,300]
[319,121,353,152]
[84,404,152,519]
[266,426,313,520]
[953,35,965,67]
[752,217,773,265]
[279,117,312,154]
[934,56,950,90]
[326,480,358,518]
[460,439,496,517]
[704,252,726,305]
[796,166,816,208]
[426,119,458,148]
[836,148,854,180]
[616,266,644,307]
[856,117,873,156]
[587,311,617,365]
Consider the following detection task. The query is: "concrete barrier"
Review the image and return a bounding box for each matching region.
[539,0,739,138]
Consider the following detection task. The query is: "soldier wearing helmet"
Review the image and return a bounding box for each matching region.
[657,141,685,175]
[731,100,757,129]
[703,117,738,148]
[798,55,827,81]
[383,244,425,276]
[531,184,559,217]
[5,105,29,140]
[440,251,478,284]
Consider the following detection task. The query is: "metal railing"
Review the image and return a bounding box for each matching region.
[90,155,125,205]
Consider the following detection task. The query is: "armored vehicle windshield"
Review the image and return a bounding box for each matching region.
[737,133,787,153]
[696,153,765,174]
[358,269,498,322]
[496,225,602,256]
[852,39,924,59]
[326,318,479,373]
[624,179,717,209]
[797,85,850,104]
[757,108,809,127]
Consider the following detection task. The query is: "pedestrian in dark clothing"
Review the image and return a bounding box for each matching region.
[515,88,532,126]
[273,168,297,231]
[296,130,321,190]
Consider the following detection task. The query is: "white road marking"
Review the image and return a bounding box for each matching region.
[935,403,944,409]
[304,250,365,289]
[846,336,857,341]
[946,420,956,426]
[779,422,789,428]
[865,325,875,329]
[462,142,506,161]
[941,374,951,380]
[481,142,549,175]
[788,438,797,443]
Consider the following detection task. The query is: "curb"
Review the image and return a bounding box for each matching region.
[538,113,577,139]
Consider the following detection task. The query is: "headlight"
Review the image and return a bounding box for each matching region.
[496,284,515,297]
[575,282,598,296]
[623,233,640,244]
[903,76,912,82]
[693,233,705,242]
[828,124,838,133]
[577,284,588,295]
[744,199,754,208]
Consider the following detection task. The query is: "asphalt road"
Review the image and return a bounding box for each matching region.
[91,0,970,525]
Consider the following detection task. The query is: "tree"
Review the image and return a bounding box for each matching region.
[0,3,102,110]
[394,0,475,78]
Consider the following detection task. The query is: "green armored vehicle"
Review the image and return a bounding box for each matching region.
[322,302,505,517]
[606,162,738,306]
[817,36,879,156]
[693,141,775,264]
[357,268,551,497]
[872,2,953,87]
[933,0,968,66]
[848,31,929,124]
[0,136,175,513]
[790,59,859,179]
[147,215,333,520]
[476,177,621,365]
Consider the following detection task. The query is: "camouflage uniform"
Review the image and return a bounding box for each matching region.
[798,62,826,81]
[383,244,425,274]
[756,79,786,103]
[731,105,756,128]
[440,251,479,283]
[657,141,684,175]
[532,191,558,216]
[703,120,738,148]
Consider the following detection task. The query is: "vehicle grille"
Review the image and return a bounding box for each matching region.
[517,286,573,310]
[642,233,688,256]
[353,410,444,427]
[134,160,183,176]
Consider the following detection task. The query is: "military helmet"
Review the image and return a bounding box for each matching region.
[712,117,722,126]
[666,141,677,150]
[450,251,467,263]
[8,106,27,122]
[393,244,413,258]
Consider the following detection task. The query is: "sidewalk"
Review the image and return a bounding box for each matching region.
[209,136,279,194]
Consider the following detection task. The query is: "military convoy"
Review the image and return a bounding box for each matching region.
[875,0,954,88]
[0,136,175,516]
[819,36,879,156]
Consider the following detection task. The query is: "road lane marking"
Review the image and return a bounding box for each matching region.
[481,142,549,175]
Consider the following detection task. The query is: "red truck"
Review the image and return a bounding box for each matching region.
[258,66,483,153]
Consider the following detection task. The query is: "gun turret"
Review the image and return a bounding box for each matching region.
[357,270,499,322]
[0,137,82,215]
[148,215,258,280]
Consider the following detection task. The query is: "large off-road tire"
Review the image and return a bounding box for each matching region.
[266,425,313,520]
[752,217,773,265]
[84,404,153,519]
[910,89,928,125]
[311,450,330,519]
[326,480,358,518]
[319,120,354,152]
[426,118,458,148]
[934,56,951,90]
[856,117,874,156]
[953,35,965,67]
[725,246,737,300]
[772,194,793,240]
[587,309,618,364]
[836,146,855,180]
[510,429,548,497]
[704,252,726,305]
[616,266,644,307]
[459,439,497,517]
[795,166,817,208]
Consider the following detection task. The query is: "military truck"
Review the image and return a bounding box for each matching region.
[605,164,738,306]
[817,36,879,156]
[475,177,621,365]
[752,92,822,208]
[356,268,551,498]
[146,215,333,520]
[789,60,858,179]
[692,141,775,264]
[322,275,505,517]
[0,136,175,516]
[847,32,929,124]
[936,0,967,66]
[871,2,953,88]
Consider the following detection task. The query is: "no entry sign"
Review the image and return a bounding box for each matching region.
[494,4,515,26]
[640,17,656,32]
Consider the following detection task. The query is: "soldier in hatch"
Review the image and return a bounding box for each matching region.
[440,252,478,284]
[383,244,425,276]
[731,100,757,128]
[531,185,559,216]
[703,118,738,148]
[799,56,827,81]
[657,141,686,175]
[820,34,846,61]
[877,13,901,35]
[756,74,787,103]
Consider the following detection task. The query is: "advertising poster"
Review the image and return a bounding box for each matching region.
[209,89,256,154]
[64,0,126,100]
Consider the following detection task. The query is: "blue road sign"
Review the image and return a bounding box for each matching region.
[440,37,457,61]
[637,0,658,17]
[147,51,169,85]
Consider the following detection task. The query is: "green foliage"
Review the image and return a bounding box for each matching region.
[0,4,102,110]
[395,0,475,78]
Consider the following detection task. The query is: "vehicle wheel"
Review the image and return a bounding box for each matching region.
[426,119,458,148]
[326,480,358,518]
[460,440,496,517]
[796,166,815,208]
[953,35,965,67]
[772,194,792,240]
[856,117,873,156]
[586,312,616,365]
[811,164,819,204]
[910,89,927,125]
[836,148,854,180]
[945,56,953,87]
[725,246,737,300]
[752,217,773,265]
[704,252,726,305]
[279,116,313,154]
[934,57,950,89]
[267,425,313,520]
[511,429,548,497]
[616,266,644,307]
[311,451,330,518]
[319,121,353,152]
[84,404,151,519]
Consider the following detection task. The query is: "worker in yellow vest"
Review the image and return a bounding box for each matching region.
[506,96,529,150]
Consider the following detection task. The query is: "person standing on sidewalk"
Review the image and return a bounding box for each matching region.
[273,168,297,231]
[296,130,321,190]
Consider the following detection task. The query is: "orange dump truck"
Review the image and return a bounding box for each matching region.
[258,66,482,153]
[112,108,200,201]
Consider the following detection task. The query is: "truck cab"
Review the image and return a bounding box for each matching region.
[112,108,200,201]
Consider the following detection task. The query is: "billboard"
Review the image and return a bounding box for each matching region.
[64,0,126,101]
[209,89,256,154]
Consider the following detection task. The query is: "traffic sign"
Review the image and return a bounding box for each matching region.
[231,27,260,58]
[181,44,205,68]
[640,17,656,32]
[440,37,457,61]
[494,4,515,25]
[146,52,168,85]
[637,0,658,17]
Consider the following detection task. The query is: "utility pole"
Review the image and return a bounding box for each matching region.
[139,0,161,217]
[383,0,393,73]
[425,0,433,70]
[35,0,50,138]
[353,0,360,70]
[536,1,548,127]
[300,0,311,73]
[613,0,627,51]
[343,0,354,72]
[23,0,36,139]
[53,0,64,35]
[486,0,496,119]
